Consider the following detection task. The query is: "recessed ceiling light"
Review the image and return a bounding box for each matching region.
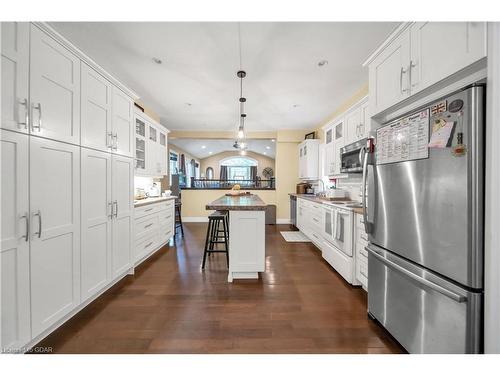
[208,151,213,155]
[318,60,328,67]
[293,104,300,108]
[263,152,267,155]
[266,146,270,149]
[152,57,162,64]
[271,139,275,142]
[185,102,192,106]
[201,145,206,149]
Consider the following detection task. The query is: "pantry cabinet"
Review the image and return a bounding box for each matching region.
[111,155,134,277]
[29,136,81,337]
[30,24,81,145]
[81,63,113,152]
[1,22,30,134]
[0,131,31,350]
[366,22,487,115]
[81,148,112,301]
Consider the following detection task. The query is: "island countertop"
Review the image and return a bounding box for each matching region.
[206,194,267,211]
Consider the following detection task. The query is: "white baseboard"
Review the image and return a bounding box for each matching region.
[183,217,209,222]
[276,219,292,224]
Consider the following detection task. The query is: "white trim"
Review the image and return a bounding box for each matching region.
[485,22,500,354]
[183,216,209,222]
[34,22,139,100]
[362,22,410,67]
[276,218,292,224]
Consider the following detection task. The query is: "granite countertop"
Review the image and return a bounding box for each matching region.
[290,193,364,213]
[134,196,177,208]
[206,194,267,211]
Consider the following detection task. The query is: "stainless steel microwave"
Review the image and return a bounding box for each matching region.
[340,138,367,173]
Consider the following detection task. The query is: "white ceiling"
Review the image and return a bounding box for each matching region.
[51,22,397,131]
[169,138,276,159]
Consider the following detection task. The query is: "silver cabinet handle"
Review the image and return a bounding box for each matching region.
[18,99,29,129]
[20,213,29,241]
[107,132,113,149]
[113,200,118,218]
[32,103,42,131]
[399,67,408,94]
[33,210,42,238]
[144,223,153,229]
[409,60,417,88]
[112,133,118,150]
[108,202,114,219]
[144,208,153,212]
[145,241,154,249]
[368,246,468,303]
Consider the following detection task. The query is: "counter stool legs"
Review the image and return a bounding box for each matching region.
[202,212,229,270]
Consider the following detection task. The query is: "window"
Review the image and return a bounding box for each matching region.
[169,152,178,185]
[220,156,258,181]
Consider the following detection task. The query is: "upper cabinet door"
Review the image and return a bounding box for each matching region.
[1,22,30,134]
[410,22,487,94]
[1,130,31,350]
[360,101,370,139]
[29,25,81,145]
[29,136,81,337]
[345,108,361,145]
[111,87,134,158]
[369,29,411,115]
[81,63,113,152]
[111,155,133,277]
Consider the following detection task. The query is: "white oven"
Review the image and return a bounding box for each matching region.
[322,203,357,285]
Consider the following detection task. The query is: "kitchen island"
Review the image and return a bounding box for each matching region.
[206,194,267,282]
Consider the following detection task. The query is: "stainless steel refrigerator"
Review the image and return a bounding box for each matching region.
[362,85,484,353]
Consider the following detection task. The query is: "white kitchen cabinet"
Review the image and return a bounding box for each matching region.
[324,127,335,176]
[298,139,319,180]
[134,114,147,172]
[111,87,134,158]
[368,28,411,115]
[29,136,81,337]
[359,100,370,139]
[345,107,361,146]
[134,112,168,177]
[111,155,134,277]
[1,22,30,134]
[1,130,31,350]
[355,213,368,290]
[146,124,158,175]
[366,22,487,116]
[81,63,113,152]
[409,22,486,94]
[332,119,345,175]
[81,148,112,301]
[158,130,168,176]
[29,24,81,145]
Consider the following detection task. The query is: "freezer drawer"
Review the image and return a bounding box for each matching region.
[367,244,482,353]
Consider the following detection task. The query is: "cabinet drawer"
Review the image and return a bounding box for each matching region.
[356,240,368,259]
[159,227,174,244]
[135,214,159,239]
[159,208,174,223]
[135,203,162,218]
[135,233,158,260]
[309,230,323,249]
[360,261,368,278]
[158,199,174,213]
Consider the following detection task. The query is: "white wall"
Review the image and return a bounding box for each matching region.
[485,22,500,354]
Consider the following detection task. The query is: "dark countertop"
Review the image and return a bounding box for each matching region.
[206,194,267,211]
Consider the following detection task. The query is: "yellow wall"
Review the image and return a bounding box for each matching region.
[181,189,277,219]
[199,150,275,179]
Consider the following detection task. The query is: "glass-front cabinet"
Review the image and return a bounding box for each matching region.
[135,116,146,171]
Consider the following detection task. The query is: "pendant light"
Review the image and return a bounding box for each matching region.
[235,23,248,142]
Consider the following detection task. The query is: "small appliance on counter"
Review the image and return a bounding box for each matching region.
[296,182,312,195]
[135,188,147,200]
[147,182,161,197]
[325,188,346,199]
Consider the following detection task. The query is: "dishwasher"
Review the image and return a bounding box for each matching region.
[290,195,297,228]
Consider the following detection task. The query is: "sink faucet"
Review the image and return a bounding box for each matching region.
[315,179,326,196]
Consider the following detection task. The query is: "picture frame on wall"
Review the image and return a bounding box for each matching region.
[305,131,315,140]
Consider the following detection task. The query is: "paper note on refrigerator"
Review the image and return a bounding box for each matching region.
[428,121,455,148]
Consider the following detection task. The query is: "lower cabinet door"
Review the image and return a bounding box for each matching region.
[29,137,81,337]
[111,155,133,277]
[81,148,112,301]
[1,130,31,349]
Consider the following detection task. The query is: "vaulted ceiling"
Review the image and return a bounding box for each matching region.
[51,22,397,131]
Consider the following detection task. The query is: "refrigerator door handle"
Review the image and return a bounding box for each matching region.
[362,148,372,233]
[368,246,468,303]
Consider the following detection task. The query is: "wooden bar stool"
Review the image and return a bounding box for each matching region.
[174,201,184,240]
[202,211,229,269]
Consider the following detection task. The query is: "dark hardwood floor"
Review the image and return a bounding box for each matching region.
[34,223,403,354]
